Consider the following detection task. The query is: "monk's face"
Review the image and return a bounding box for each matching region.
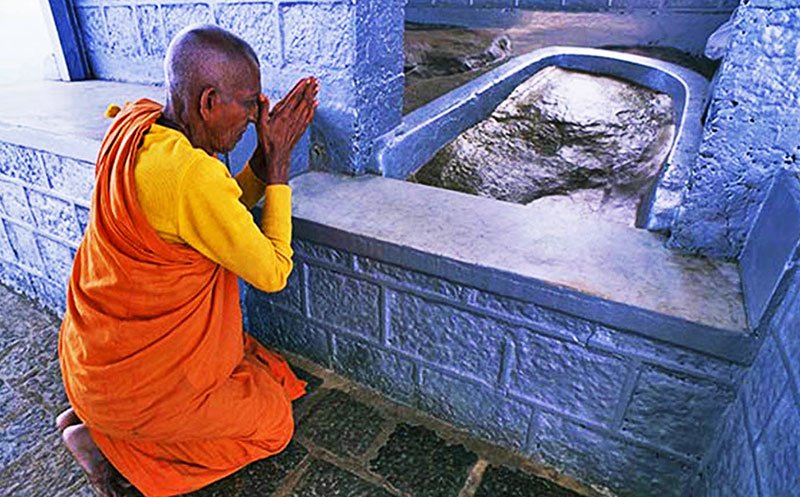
[204,59,261,154]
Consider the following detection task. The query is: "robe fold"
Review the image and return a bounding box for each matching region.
[59,99,306,497]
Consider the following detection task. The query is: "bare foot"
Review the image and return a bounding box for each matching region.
[62,424,131,497]
[56,407,81,432]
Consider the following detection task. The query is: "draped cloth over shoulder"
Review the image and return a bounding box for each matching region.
[59,99,306,497]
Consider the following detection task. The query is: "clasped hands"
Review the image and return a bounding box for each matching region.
[250,77,319,185]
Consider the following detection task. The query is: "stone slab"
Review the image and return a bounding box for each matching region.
[475,465,581,497]
[290,459,394,497]
[297,389,386,458]
[369,423,478,497]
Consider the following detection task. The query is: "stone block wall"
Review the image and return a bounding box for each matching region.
[669,0,800,259]
[0,142,93,315]
[245,236,746,497]
[405,0,738,12]
[70,0,405,175]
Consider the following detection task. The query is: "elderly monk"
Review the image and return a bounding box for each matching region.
[55,24,319,497]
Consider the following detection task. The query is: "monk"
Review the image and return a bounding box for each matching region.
[56,24,319,497]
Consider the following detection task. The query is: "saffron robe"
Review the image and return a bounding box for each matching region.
[59,99,306,497]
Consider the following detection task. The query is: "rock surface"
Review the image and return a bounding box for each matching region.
[412,67,675,222]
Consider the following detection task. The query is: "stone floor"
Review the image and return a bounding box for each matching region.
[0,283,594,497]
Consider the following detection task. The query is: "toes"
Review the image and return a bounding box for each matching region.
[56,408,80,432]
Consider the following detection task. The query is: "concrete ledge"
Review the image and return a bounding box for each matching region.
[290,172,751,363]
[368,46,709,233]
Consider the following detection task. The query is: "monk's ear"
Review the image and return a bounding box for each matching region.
[198,87,218,122]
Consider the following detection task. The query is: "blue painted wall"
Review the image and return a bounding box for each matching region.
[70,0,405,175]
[669,0,800,259]
[688,171,800,497]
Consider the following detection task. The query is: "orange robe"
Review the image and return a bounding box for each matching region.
[59,99,306,497]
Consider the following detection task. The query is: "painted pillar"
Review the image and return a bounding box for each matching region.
[668,0,800,259]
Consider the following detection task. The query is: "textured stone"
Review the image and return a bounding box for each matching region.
[776,286,800,394]
[0,334,52,382]
[530,410,691,497]
[26,191,81,242]
[291,459,394,497]
[0,145,49,188]
[42,153,94,202]
[3,221,43,271]
[261,266,303,313]
[216,3,279,67]
[370,423,477,497]
[589,327,741,384]
[28,274,67,317]
[512,332,627,425]
[622,366,734,457]
[162,3,213,43]
[405,27,511,79]
[18,360,69,415]
[308,266,380,339]
[332,336,416,404]
[282,3,354,68]
[741,335,791,440]
[354,256,472,302]
[414,67,674,210]
[104,6,140,57]
[36,236,75,284]
[703,400,760,497]
[293,239,350,269]
[472,291,599,343]
[0,261,31,297]
[248,300,330,366]
[74,205,90,232]
[754,388,800,497]
[0,404,51,468]
[0,221,15,262]
[298,389,385,457]
[137,4,166,57]
[388,291,507,383]
[76,6,110,52]
[474,465,580,497]
[418,368,531,449]
[0,179,34,225]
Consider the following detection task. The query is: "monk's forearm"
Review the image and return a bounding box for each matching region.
[257,185,294,291]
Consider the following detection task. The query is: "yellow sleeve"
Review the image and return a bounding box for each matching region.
[235,162,266,209]
[176,155,293,293]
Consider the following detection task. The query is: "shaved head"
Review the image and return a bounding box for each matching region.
[161,25,263,154]
[165,24,259,107]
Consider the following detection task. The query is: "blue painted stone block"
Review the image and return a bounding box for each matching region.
[3,221,43,272]
[530,410,690,497]
[294,239,351,269]
[473,291,599,344]
[28,274,66,316]
[0,222,14,263]
[216,2,280,67]
[610,0,661,8]
[754,388,800,497]
[76,7,111,53]
[137,4,166,57]
[26,191,81,243]
[512,332,627,425]
[388,290,507,383]
[0,180,34,226]
[354,256,472,302]
[418,367,532,450]
[332,335,417,405]
[0,144,49,188]
[562,0,612,11]
[741,335,791,441]
[35,236,75,285]
[307,265,381,340]
[43,153,95,202]
[0,261,30,296]
[105,6,140,57]
[247,299,330,367]
[702,399,760,497]
[74,205,90,233]
[162,3,214,44]
[622,366,735,457]
[248,264,303,314]
[740,169,800,329]
[589,328,741,385]
[281,3,354,69]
